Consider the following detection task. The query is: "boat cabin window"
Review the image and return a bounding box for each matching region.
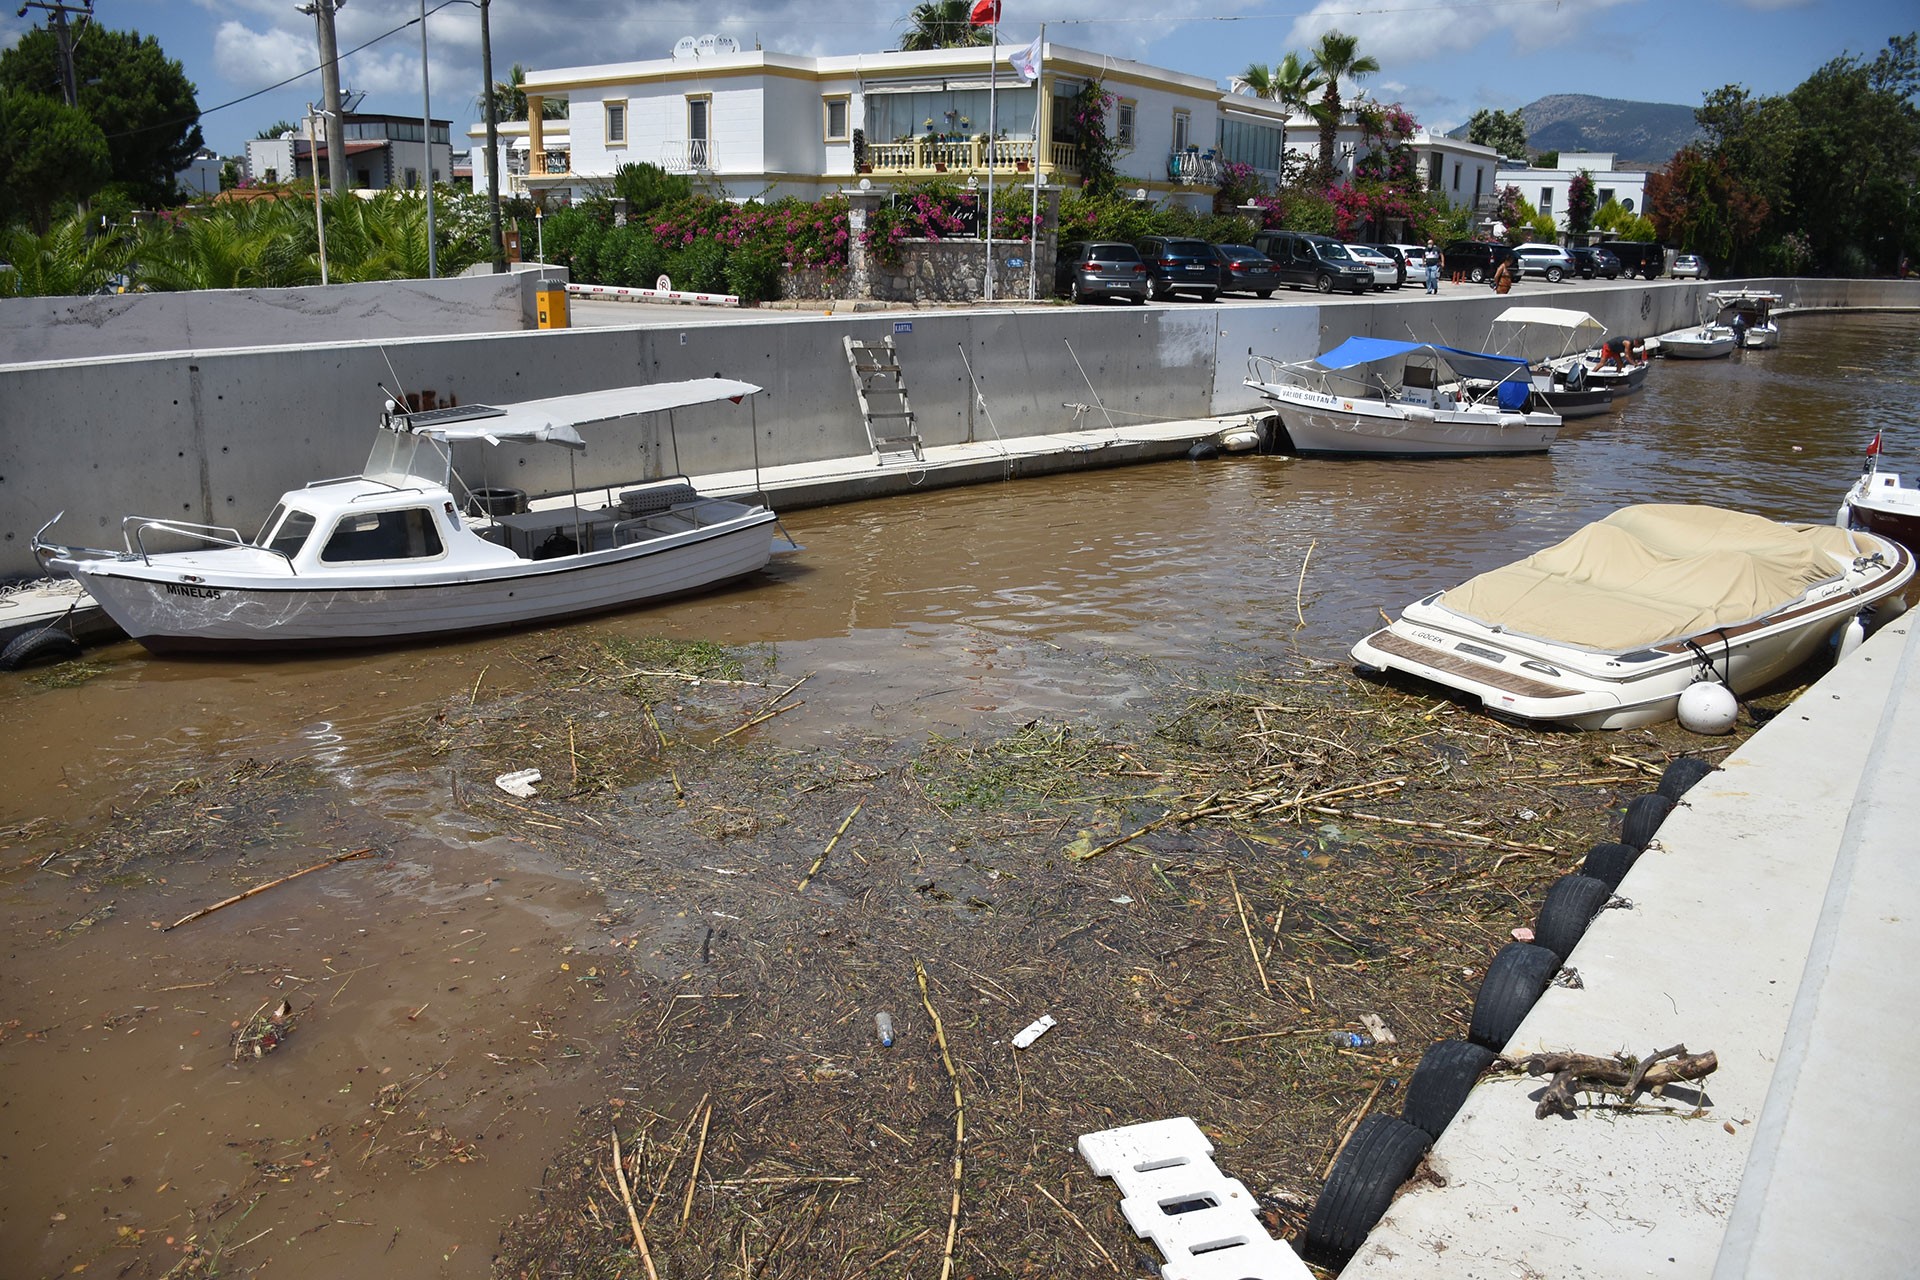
[259,506,318,557]
[319,508,445,563]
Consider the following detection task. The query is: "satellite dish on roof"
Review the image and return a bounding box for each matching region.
[673,36,698,60]
[695,33,719,56]
[712,35,739,54]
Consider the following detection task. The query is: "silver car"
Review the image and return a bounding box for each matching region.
[1344,244,1400,290]
[1512,243,1576,283]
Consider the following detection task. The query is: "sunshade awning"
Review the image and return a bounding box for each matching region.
[407,379,763,450]
[1310,336,1529,383]
[1486,307,1607,361]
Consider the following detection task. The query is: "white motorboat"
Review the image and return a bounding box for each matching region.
[1483,306,1616,419]
[1658,324,1738,359]
[1352,504,1913,730]
[33,379,788,654]
[1838,433,1920,549]
[1245,338,1560,458]
[1709,289,1782,349]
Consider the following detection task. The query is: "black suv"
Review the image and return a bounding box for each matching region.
[1442,240,1514,284]
[1568,246,1620,279]
[1135,236,1220,300]
[1251,230,1373,294]
[1055,241,1149,304]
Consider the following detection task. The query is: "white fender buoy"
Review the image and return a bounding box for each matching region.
[1834,613,1867,660]
[1677,682,1738,735]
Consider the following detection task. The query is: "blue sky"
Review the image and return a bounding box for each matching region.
[1,0,1910,158]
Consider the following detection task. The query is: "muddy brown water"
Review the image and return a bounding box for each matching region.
[2,311,1914,1278]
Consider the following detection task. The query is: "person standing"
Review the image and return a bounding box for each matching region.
[1492,255,1515,295]
[1424,240,1440,294]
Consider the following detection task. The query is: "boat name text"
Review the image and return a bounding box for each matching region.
[166,583,224,599]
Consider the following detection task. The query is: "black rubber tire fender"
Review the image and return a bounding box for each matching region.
[1658,756,1715,801]
[1621,792,1675,850]
[1302,1115,1433,1266]
[1468,941,1560,1050]
[1581,841,1640,892]
[1533,874,1613,961]
[0,628,83,671]
[1401,1039,1497,1139]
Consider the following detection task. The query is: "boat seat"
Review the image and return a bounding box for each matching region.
[619,483,699,516]
[1402,364,1438,389]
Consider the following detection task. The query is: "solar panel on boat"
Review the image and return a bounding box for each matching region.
[402,404,507,427]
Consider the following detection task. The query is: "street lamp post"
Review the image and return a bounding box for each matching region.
[305,103,331,285]
[420,0,437,278]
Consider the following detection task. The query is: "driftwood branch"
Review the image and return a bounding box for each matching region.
[1500,1044,1719,1118]
[163,848,375,931]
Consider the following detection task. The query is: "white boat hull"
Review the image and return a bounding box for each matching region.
[1660,326,1737,359]
[1353,529,1913,730]
[1250,383,1560,457]
[55,512,777,653]
[1840,469,1920,549]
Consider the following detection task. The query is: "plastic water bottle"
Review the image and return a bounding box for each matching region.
[1329,1031,1372,1048]
[875,1012,894,1047]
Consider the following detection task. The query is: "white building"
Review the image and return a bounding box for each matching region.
[467,38,1497,220]
[244,114,454,191]
[1494,151,1651,238]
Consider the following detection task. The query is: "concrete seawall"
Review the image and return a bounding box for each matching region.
[2,276,1914,578]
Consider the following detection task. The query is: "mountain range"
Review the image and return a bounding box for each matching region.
[1448,94,1705,167]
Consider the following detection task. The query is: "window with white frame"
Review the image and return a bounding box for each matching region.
[1116,99,1136,149]
[823,95,850,142]
[605,100,627,146]
[1540,186,1553,213]
[1172,109,1190,152]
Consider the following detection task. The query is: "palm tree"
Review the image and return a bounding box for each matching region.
[481,64,568,122]
[1237,51,1321,183]
[898,1,992,51]
[1306,29,1379,182]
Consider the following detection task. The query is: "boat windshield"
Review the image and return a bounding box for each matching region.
[365,428,450,487]
[256,504,318,556]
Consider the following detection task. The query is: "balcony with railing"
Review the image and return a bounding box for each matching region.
[659,140,715,174]
[863,136,1079,180]
[1167,150,1220,186]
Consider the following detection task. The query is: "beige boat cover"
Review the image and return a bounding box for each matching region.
[1439,504,1865,649]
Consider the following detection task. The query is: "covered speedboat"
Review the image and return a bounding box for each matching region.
[1484,306,1616,419]
[1245,337,1560,457]
[1838,433,1920,549]
[1709,289,1782,349]
[34,379,789,654]
[1352,504,1912,730]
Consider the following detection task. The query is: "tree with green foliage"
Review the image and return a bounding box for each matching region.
[1783,34,1918,274]
[1467,108,1529,160]
[0,89,111,231]
[1237,52,1321,183]
[0,215,131,296]
[1594,198,1657,243]
[612,163,693,216]
[1649,144,1771,266]
[898,2,992,51]
[0,24,204,210]
[256,121,298,140]
[481,63,568,122]
[1305,30,1379,184]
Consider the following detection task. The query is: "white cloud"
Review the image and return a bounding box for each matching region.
[212,20,317,90]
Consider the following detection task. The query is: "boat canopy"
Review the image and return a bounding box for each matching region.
[1486,307,1606,362]
[403,378,765,450]
[1437,504,1868,650]
[1309,337,1529,383]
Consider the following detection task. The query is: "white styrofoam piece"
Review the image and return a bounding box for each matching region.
[1079,1117,1311,1280]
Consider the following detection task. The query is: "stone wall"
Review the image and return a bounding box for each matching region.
[778,186,1061,306]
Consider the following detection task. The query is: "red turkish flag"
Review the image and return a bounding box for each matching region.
[969,0,1000,25]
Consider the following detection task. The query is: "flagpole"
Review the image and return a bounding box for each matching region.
[985,19,997,304]
[1029,24,1043,301]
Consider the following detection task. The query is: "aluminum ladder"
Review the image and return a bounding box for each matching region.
[843,335,924,465]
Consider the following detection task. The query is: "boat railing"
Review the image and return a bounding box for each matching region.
[1245,353,1389,401]
[611,496,755,546]
[120,516,297,574]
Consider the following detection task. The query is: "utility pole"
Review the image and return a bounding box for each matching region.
[296,0,349,197]
[481,0,506,272]
[420,0,436,278]
[19,0,93,108]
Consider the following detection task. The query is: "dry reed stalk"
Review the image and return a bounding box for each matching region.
[1321,1075,1389,1179]
[797,802,863,892]
[916,959,965,1280]
[1032,1181,1121,1273]
[641,1091,709,1229]
[610,1126,659,1280]
[163,847,375,931]
[1227,869,1270,995]
[1295,538,1317,627]
[680,1101,714,1226]
[710,699,803,745]
[1302,803,1558,854]
[1073,792,1223,861]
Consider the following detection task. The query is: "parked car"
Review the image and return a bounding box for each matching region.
[1136,236,1221,301]
[1605,240,1667,279]
[1251,230,1374,294]
[1054,241,1149,304]
[1209,244,1280,297]
[1365,243,1410,288]
[1346,244,1400,290]
[1443,240,1514,284]
[1388,243,1431,271]
[1512,243,1576,282]
[1672,253,1709,279]
[1568,246,1621,279]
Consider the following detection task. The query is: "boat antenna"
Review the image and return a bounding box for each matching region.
[377,346,412,410]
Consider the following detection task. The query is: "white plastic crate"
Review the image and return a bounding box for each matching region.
[1078,1117,1310,1280]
